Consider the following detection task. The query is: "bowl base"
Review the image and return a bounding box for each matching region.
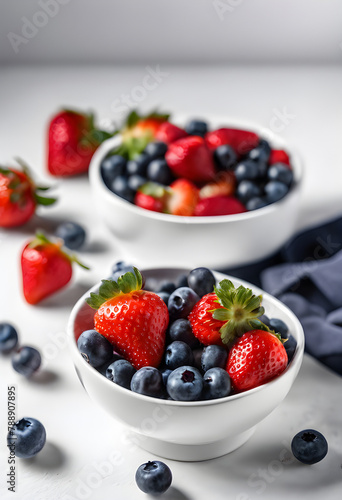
[129,427,256,462]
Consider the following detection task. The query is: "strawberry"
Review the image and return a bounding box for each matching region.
[194,196,246,216]
[86,268,169,369]
[0,160,56,228]
[167,178,199,216]
[189,279,271,347]
[165,136,216,183]
[134,191,164,213]
[155,122,188,144]
[227,330,288,392]
[134,182,168,213]
[21,232,88,305]
[269,149,291,167]
[199,171,235,199]
[47,109,112,176]
[205,128,259,156]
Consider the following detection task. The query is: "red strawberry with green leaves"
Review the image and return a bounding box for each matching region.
[118,110,170,160]
[227,330,288,392]
[205,128,259,156]
[189,279,272,347]
[86,268,169,369]
[167,178,199,216]
[194,195,246,216]
[269,149,291,167]
[165,136,216,183]
[48,109,112,176]
[155,122,188,144]
[0,160,57,228]
[21,232,88,304]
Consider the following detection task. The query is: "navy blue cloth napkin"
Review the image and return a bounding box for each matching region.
[222,216,342,375]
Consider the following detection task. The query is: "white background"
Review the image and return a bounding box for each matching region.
[1,2,342,500]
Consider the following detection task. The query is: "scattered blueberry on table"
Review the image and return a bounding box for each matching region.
[7,417,46,458]
[291,429,328,464]
[135,460,172,495]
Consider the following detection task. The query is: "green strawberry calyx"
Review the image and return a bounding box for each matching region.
[86,267,143,310]
[28,231,89,270]
[211,279,281,345]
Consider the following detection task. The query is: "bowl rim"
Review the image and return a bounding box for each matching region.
[89,115,304,225]
[67,268,305,407]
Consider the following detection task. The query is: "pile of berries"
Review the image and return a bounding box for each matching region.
[77,265,297,401]
[100,115,294,217]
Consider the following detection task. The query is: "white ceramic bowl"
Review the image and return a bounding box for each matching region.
[89,116,303,269]
[68,268,304,461]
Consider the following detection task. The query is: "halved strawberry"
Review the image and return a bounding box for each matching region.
[167,178,199,216]
[155,122,188,144]
[205,128,259,156]
[165,136,216,183]
[199,171,235,199]
[194,196,246,216]
[269,149,291,167]
[86,268,169,369]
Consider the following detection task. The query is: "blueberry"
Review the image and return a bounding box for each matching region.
[0,323,18,352]
[144,141,168,159]
[268,163,294,186]
[291,429,328,464]
[248,139,271,163]
[168,287,200,322]
[110,175,135,202]
[147,158,173,185]
[202,367,231,400]
[264,181,289,203]
[167,366,203,401]
[165,341,194,370]
[201,345,228,372]
[245,196,268,211]
[156,291,170,305]
[77,330,113,368]
[55,222,86,250]
[100,154,126,187]
[187,267,216,298]
[234,160,259,181]
[112,261,126,272]
[258,314,270,327]
[160,368,172,387]
[157,281,177,294]
[236,180,262,204]
[106,359,136,389]
[131,367,165,398]
[257,161,268,178]
[127,174,147,191]
[126,154,149,176]
[96,353,123,376]
[176,274,188,288]
[12,346,41,377]
[284,335,297,362]
[269,318,289,338]
[192,348,204,371]
[168,318,198,348]
[7,417,46,458]
[214,144,238,171]
[135,460,172,495]
[185,119,208,137]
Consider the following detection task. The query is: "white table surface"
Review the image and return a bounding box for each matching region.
[0,64,342,500]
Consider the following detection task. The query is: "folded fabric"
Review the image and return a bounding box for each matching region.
[223,215,342,376]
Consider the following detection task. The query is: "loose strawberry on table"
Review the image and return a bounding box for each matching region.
[0,160,56,228]
[48,108,112,176]
[21,232,88,305]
